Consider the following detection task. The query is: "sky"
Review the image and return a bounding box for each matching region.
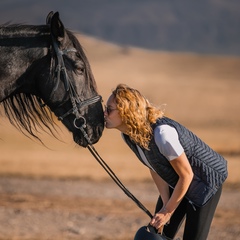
[0,0,240,55]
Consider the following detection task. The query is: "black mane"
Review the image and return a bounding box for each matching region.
[2,93,57,143]
[0,26,95,142]
[0,24,55,142]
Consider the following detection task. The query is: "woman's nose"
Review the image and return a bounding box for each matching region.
[103,108,108,116]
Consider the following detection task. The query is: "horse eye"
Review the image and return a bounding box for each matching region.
[75,62,85,74]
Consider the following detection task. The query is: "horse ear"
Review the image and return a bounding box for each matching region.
[50,12,66,43]
[46,11,54,25]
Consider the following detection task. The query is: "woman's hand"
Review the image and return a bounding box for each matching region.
[150,207,172,233]
[149,152,194,233]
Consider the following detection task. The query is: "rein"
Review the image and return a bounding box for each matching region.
[86,144,154,219]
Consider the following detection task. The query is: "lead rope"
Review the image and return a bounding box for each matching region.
[86,144,174,238]
[87,144,153,219]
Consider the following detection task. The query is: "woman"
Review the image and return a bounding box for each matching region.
[104,84,228,240]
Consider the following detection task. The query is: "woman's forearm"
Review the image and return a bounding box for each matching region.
[164,173,193,214]
[164,152,194,214]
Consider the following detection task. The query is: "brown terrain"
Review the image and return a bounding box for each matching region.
[0,34,239,239]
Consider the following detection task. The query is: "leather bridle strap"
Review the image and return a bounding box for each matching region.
[51,37,102,124]
[57,95,102,121]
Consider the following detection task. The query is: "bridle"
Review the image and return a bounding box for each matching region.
[50,36,102,144]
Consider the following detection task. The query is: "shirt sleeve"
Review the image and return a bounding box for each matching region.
[154,124,184,161]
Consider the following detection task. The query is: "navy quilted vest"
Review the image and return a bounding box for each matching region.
[123,117,228,206]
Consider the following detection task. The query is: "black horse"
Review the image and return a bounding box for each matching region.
[0,12,104,147]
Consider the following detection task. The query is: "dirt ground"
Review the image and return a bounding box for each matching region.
[0,34,240,239]
[0,176,239,240]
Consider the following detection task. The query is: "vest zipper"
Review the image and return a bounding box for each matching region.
[188,200,197,211]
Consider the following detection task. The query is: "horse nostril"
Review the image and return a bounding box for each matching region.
[97,125,104,137]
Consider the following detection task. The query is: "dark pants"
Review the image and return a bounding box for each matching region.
[155,186,222,240]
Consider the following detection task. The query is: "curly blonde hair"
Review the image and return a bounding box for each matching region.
[112,84,164,149]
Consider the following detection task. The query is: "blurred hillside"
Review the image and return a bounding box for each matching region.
[0,32,239,183]
[0,0,240,56]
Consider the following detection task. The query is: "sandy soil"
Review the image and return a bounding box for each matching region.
[0,177,239,240]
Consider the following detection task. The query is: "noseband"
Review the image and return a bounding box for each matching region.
[50,37,102,144]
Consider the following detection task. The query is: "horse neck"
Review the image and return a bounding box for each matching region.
[0,25,51,101]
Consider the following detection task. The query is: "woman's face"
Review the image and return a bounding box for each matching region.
[104,94,128,133]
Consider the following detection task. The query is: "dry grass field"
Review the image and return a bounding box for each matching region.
[0,34,239,239]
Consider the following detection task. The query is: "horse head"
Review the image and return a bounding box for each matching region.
[0,12,104,147]
[40,12,104,147]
